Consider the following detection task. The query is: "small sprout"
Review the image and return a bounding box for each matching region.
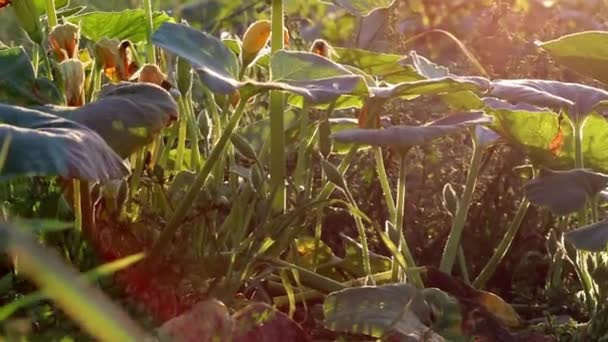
[57,59,86,106]
[49,22,80,62]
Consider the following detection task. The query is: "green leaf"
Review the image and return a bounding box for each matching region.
[333,47,422,83]
[0,47,64,106]
[332,111,491,149]
[0,103,129,181]
[328,0,396,16]
[371,76,490,99]
[403,50,449,79]
[339,234,391,277]
[152,22,240,94]
[323,283,444,340]
[153,23,369,103]
[269,50,370,103]
[238,111,299,153]
[484,97,608,172]
[69,9,173,43]
[565,219,608,252]
[37,82,178,158]
[525,168,608,215]
[538,31,608,84]
[33,0,69,14]
[489,79,608,119]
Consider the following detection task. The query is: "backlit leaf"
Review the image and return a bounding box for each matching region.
[69,9,173,43]
[328,0,396,16]
[539,31,608,84]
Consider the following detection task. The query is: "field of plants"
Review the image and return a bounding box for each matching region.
[4,0,608,340]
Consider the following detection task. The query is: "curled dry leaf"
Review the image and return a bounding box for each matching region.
[95,38,139,82]
[49,22,80,62]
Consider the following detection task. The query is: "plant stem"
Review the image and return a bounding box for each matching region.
[294,103,310,189]
[343,187,372,279]
[439,136,482,273]
[458,247,470,285]
[175,99,188,171]
[72,180,82,232]
[46,0,58,28]
[473,198,530,288]
[374,148,396,220]
[143,0,156,62]
[394,152,422,287]
[149,99,249,261]
[270,0,285,213]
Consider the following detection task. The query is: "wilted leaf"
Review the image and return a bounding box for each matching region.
[424,268,522,332]
[525,168,608,215]
[156,299,233,342]
[565,219,608,252]
[69,9,173,43]
[323,283,442,340]
[38,82,178,158]
[0,47,63,105]
[402,51,449,79]
[328,0,395,16]
[489,79,608,119]
[538,31,608,84]
[233,303,310,342]
[331,111,491,149]
[0,103,129,181]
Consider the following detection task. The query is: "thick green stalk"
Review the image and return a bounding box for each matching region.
[185,95,201,169]
[458,247,470,285]
[143,0,156,62]
[270,0,285,212]
[394,152,423,287]
[343,188,372,279]
[72,180,82,232]
[440,138,483,273]
[175,99,188,171]
[374,148,396,220]
[149,99,248,261]
[45,0,58,28]
[473,198,530,288]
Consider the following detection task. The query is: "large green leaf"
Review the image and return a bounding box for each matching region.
[152,22,240,94]
[270,50,370,103]
[331,111,491,149]
[33,0,69,14]
[332,47,422,83]
[153,23,370,103]
[489,79,608,119]
[37,82,178,158]
[328,0,396,16]
[565,219,608,252]
[69,9,173,43]
[525,168,608,215]
[484,97,608,172]
[0,47,64,106]
[323,283,443,340]
[539,31,608,84]
[0,103,129,181]
[371,76,489,99]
